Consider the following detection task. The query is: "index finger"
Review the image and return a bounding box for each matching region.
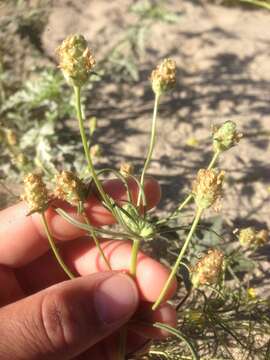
[0,177,161,267]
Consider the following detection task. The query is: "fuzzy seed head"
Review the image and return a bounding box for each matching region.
[212,121,242,153]
[22,173,49,214]
[120,162,134,177]
[192,169,224,209]
[239,227,268,248]
[151,58,176,95]
[191,249,224,288]
[56,34,95,87]
[54,171,86,206]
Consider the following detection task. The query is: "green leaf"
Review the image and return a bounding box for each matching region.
[55,208,129,239]
[239,0,270,10]
[153,322,199,360]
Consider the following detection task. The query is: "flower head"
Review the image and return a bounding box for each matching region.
[120,162,134,177]
[56,34,95,87]
[239,227,268,248]
[54,171,86,206]
[212,121,242,153]
[192,169,224,209]
[151,58,176,95]
[191,249,224,288]
[22,173,49,214]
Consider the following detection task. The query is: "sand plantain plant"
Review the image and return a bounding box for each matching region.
[0,0,181,187]
[20,34,270,360]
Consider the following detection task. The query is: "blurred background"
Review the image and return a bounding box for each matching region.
[1,0,270,229]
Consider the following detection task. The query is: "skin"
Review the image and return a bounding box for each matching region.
[0,177,177,359]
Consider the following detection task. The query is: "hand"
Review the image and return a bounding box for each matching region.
[0,177,177,359]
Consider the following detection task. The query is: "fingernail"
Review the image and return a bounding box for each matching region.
[94,274,138,325]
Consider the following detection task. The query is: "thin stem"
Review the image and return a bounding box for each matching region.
[93,168,133,204]
[240,0,270,10]
[176,290,192,311]
[119,238,141,360]
[160,151,220,224]
[152,207,203,310]
[137,93,160,207]
[175,194,193,212]
[227,264,246,291]
[130,239,140,276]
[74,86,112,210]
[158,194,193,225]
[82,213,111,270]
[207,150,220,169]
[41,213,75,279]
[55,207,132,239]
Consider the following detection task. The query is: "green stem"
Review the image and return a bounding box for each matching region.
[119,239,141,360]
[74,86,112,210]
[137,93,161,207]
[56,207,132,239]
[207,150,220,170]
[152,207,203,310]
[130,239,140,276]
[82,213,111,270]
[158,194,193,225]
[240,0,270,10]
[41,213,75,279]
[159,151,220,225]
[119,241,141,360]
[175,194,193,212]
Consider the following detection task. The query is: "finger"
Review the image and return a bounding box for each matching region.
[75,330,151,360]
[17,248,177,341]
[75,345,108,360]
[0,265,24,306]
[80,303,178,359]
[18,238,177,303]
[67,239,177,303]
[130,302,177,339]
[125,330,151,357]
[85,303,178,359]
[0,177,160,267]
[101,331,151,360]
[0,272,138,360]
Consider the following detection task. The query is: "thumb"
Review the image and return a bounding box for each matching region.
[0,272,138,360]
